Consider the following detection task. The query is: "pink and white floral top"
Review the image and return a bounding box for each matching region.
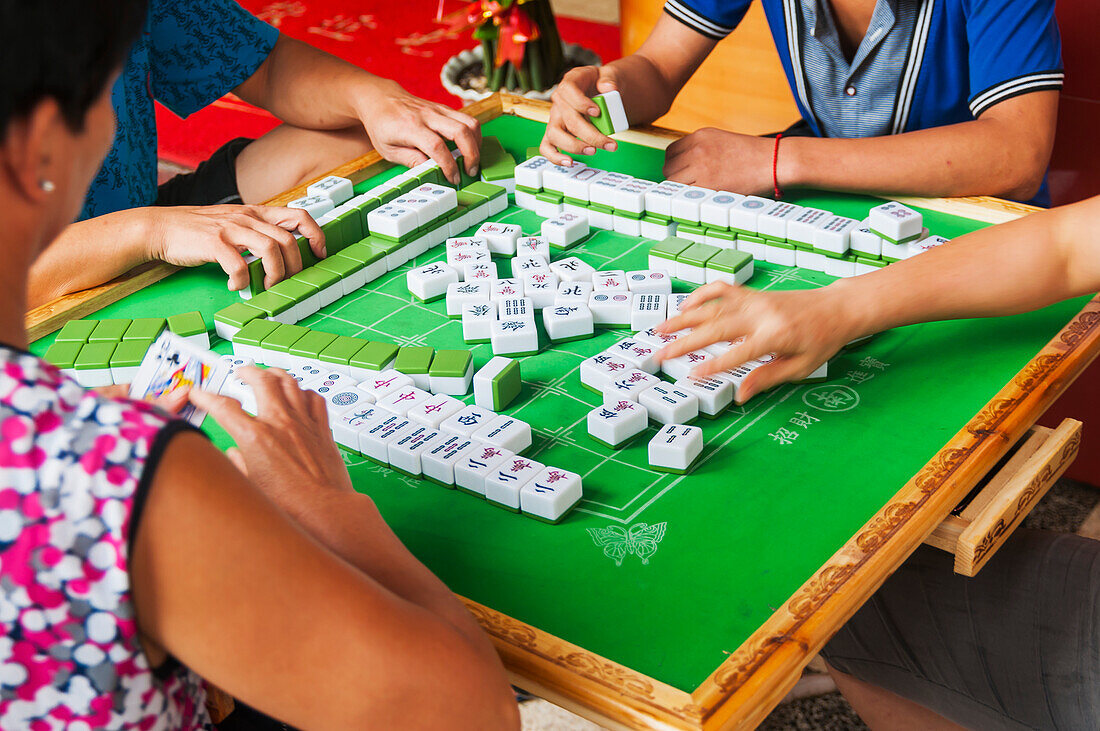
[0,347,211,729]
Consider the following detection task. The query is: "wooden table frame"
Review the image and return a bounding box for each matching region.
[28,93,1100,729]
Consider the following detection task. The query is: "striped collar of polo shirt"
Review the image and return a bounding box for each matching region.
[662,0,1064,204]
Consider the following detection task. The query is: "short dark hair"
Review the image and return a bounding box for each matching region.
[0,1,148,136]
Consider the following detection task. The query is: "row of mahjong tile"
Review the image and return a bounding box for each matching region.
[646,239,756,286]
[335,407,582,523]
[228,317,483,397]
[223,351,578,521]
[213,190,506,340]
[246,168,505,297]
[512,155,947,263]
[285,160,455,241]
[43,312,208,387]
[236,356,526,451]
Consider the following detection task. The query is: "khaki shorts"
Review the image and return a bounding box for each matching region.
[822,529,1100,730]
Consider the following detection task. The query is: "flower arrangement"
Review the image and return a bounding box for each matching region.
[440,0,566,93]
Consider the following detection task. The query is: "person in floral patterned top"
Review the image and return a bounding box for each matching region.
[0,3,518,729]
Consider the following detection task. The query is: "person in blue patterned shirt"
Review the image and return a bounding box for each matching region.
[29,0,483,307]
[541,0,1062,207]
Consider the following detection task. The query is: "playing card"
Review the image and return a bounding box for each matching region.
[129,332,230,426]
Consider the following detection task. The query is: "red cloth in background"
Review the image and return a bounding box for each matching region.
[156,1,621,168]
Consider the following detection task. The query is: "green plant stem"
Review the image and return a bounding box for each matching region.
[527,41,544,91]
[528,0,564,85]
[516,52,532,92]
[489,56,505,90]
[479,38,493,79]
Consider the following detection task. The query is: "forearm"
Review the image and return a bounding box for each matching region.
[291,491,500,664]
[236,35,384,131]
[834,197,1100,337]
[782,106,1052,201]
[28,209,155,307]
[609,14,718,126]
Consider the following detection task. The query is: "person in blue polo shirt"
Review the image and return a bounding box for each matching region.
[541,0,1062,206]
[29,0,482,307]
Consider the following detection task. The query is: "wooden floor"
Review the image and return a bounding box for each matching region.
[620,0,800,136]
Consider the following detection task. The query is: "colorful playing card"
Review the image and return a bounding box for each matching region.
[129,332,230,426]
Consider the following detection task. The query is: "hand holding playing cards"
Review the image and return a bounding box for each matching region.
[97,384,192,413]
[655,282,860,401]
[189,366,355,521]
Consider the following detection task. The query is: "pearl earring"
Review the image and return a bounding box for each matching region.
[39,180,55,193]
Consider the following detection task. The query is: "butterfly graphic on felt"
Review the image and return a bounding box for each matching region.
[588,522,667,566]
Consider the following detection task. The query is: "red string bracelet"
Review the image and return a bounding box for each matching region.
[772,133,784,200]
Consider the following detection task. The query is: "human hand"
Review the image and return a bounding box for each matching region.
[98,383,192,413]
[356,79,481,186]
[663,128,776,194]
[655,282,861,401]
[540,65,622,165]
[145,205,325,292]
[189,366,354,519]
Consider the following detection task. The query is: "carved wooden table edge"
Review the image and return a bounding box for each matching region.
[927,418,1082,575]
[689,295,1100,729]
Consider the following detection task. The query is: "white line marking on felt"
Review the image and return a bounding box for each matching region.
[580,385,801,524]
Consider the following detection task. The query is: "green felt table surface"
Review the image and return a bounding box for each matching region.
[30,114,1088,693]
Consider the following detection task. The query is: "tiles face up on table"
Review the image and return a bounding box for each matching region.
[542,304,595,343]
[485,456,544,511]
[648,424,704,474]
[72,145,952,533]
[445,281,490,317]
[407,262,459,302]
[588,292,632,328]
[588,399,649,449]
[454,443,513,496]
[473,414,532,454]
[639,383,700,424]
[228,321,578,520]
[476,221,522,256]
[541,212,590,250]
[307,175,354,206]
[408,392,465,428]
[520,467,584,523]
[674,375,734,418]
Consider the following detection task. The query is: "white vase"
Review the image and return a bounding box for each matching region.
[440,42,602,103]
